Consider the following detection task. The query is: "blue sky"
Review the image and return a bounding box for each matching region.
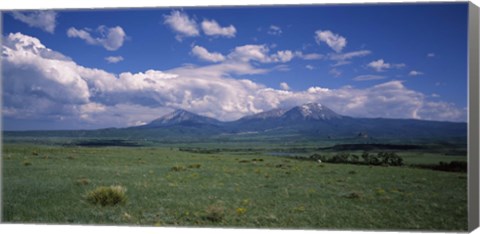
[2,3,469,130]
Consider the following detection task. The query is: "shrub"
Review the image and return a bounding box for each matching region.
[171,166,186,171]
[433,161,467,172]
[377,152,403,166]
[344,192,362,199]
[323,153,361,164]
[360,151,403,166]
[204,204,225,222]
[23,161,32,166]
[85,185,127,206]
[76,178,90,186]
[236,207,247,215]
[309,153,326,162]
[376,188,386,195]
[188,164,201,169]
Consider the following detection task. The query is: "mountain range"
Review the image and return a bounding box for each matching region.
[130,103,467,140]
[4,103,466,142]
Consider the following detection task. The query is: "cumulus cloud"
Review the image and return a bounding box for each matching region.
[408,70,424,76]
[105,56,124,63]
[227,44,294,64]
[67,26,127,51]
[270,50,294,63]
[164,10,199,40]
[268,25,282,35]
[11,11,57,33]
[315,30,347,53]
[280,82,290,91]
[2,33,467,130]
[368,59,406,72]
[191,45,226,63]
[201,19,236,38]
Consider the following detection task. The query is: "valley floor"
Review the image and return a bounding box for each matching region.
[1,143,468,231]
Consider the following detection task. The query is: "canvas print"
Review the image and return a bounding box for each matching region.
[1,3,470,231]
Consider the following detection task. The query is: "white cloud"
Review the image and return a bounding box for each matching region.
[201,19,236,38]
[270,50,294,63]
[368,59,405,72]
[268,25,282,35]
[228,44,293,63]
[2,33,467,130]
[11,11,57,33]
[294,51,323,60]
[228,44,270,62]
[191,45,226,63]
[353,75,386,81]
[329,50,371,66]
[408,70,424,76]
[427,53,435,58]
[329,68,342,78]
[315,30,347,53]
[67,26,126,51]
[280,82,290,91]
[329,50,371,61]
[105,56,124,63]
[164,10,199,40]
[305,65,315,70]
[367,59,390,72]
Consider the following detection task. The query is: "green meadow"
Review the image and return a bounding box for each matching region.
[1,141,467,231]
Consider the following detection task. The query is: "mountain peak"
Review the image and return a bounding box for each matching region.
[284,103,342,120]
[239,107,287,121]
[147,108,220,127]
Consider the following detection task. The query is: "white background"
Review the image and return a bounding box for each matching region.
[0,0,478,234]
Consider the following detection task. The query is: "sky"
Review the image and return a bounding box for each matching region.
[1,3,469,130]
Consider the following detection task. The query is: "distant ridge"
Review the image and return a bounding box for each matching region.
[126,102,467,139]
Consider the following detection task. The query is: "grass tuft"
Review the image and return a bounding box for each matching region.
[171,165,187,171]
[376,188,386,196]
[204,204,225,222]
[188,164,201,169]
[23,161,32,166]
[236,207,247,215]
[85,185,127,206]
[76,178,90,186]
[344,192,362,199]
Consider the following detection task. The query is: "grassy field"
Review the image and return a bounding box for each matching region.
[2,143,467,231]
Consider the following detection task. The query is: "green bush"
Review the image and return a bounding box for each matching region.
[85,185,127,206]
[188,164,201,169]
[204,204,225,222]
[171,165,186,171]
[313,151,403,166]
[435,161,467,172]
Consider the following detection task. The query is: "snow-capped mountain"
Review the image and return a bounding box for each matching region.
[238,108,288,121]
[281,103,343,121]
[146,109,220,127]
[132,103,466,140]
